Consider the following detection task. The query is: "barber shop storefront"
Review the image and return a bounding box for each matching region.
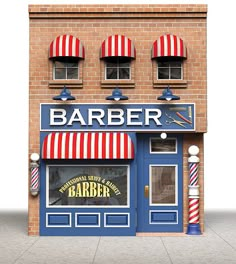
[29,4,207,236]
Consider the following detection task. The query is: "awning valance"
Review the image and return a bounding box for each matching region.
[151,34,187,59]
[49,34,85,59]
[100,35,136,59]
[42,132,134,159]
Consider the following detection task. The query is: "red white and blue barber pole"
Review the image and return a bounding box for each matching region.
[30,153,40,196]
[186,145,202,235]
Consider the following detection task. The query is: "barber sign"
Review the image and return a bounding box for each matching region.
[40,103,195,131]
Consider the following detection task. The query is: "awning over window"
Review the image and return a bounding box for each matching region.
[151,34,187,59]
[42,132,134,159]
[100,35,136,59]
[49,34,85,59]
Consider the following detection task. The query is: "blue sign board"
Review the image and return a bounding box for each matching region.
[40,103,195,131]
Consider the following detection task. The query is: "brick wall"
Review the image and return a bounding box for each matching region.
[29,4,207,235]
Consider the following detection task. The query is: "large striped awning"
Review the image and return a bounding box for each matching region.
[49,35,85,59]
[151,34,187,59]
[42,132,134,159]
[100,35,136,59]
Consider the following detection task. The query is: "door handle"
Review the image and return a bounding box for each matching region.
[144,185,149,198]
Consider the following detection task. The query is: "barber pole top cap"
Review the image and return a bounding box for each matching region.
[188,145,199,156]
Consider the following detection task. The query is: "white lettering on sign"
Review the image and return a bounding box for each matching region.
[145,109,162,126]
[50,109,67,125]
[107,109,124,125]
[49,107,163,127]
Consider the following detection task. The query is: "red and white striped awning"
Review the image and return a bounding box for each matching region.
[42,132,134,159]
[100,35,136,59]
[151,34,187,59]
[49,35,85,59]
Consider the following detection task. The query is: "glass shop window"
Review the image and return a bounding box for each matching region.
[150,138,177,153]
[53,58,79,80]
[157,58,182,80]
[150,165,177,205]
[47,165,129,207]
[105,57,131,80]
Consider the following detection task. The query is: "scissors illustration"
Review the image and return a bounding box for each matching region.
[165,112,186,128]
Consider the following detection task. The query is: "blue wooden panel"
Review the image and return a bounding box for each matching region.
[105,214,129,226]
[76,214,100,227]
[150,211,177,224]
[47,214,71,226]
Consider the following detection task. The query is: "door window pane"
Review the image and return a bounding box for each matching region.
[150,138,177,153]
[47,165,129,207]
[151,166,176,205]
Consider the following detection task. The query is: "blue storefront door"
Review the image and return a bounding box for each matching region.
[137,134,183,232]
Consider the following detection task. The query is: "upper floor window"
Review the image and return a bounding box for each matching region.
[105,57,131,80]
[157,58,182,80]
[54,58,79,80]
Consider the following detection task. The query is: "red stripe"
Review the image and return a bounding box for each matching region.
[80,133,84,159]
[72,133,77,158]
[68,35,73,56]
[153,40,157,58]
[62,35,67,56]
[75,38,79,57]
[128,38,131,57]
[87,133,91,159]
[160,36,164,56]
[167,34,171,56]
[65,133,70,158]
[117,133,121,159]
[109,133,113,158]
[115,35,118,56]
[173,35,177,56]
[55,36,60,57]
[108,36,112,57]
[180,38,184,57]
[102,133,106,159]
[43,135,48,159]
[101,40,105,57]
[121,35,125,56]
[49,42,54,58]
[94,133,99,158]
[57,133,62,159]
[50,133,55,159]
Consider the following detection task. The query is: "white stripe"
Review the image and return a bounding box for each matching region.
[91,133,95,159]
[127,136,131,159]
[164,35,168,56]
[98,133,103,158]
[113,133,117,159]
[105,133,109,158]
[47,133,52,159]
[68,133,73,159]
[72,37,76,57]
[170,35,174,56]
[118,35,121,56]
[54,133,59,159]
[61,133,67,158]
[59,35,63,56]
[177,37,181,57]
[76,133,80,159]
[120,133,124,159]
[112,35,115,56]
[83,133,88,159]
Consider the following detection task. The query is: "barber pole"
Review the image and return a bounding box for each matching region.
[30,153,40,196]
[186,146,201,235]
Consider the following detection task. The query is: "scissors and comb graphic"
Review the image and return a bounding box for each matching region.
[165,106,192,128]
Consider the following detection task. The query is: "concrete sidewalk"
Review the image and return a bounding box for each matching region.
[0,210,236,264]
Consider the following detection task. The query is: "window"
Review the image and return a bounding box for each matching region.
[53,58,79,80]
[150,138,177,153]
[157,58,182,80]
[47,165,129,208]
[105,57,131,80]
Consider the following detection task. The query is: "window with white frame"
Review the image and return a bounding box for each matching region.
[105,57,131,80]
[53,58,79,80]
[157,58,183,80]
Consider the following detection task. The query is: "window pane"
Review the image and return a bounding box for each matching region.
[171,68,181,79]
[106,62,117,67]
[54,61,65,68]
[119,68,130,79]
[55,68,66,79]
[106,68,118,79]
[158,61,169,67]
[151,166,176,204]
[66,62,78,68]
[169,61,182,67]
[67,68,78,79]
[151,138,176,153]
[48,166,128,207]
[158,68,169,79]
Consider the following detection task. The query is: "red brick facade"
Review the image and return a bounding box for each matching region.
[29,4,207,235]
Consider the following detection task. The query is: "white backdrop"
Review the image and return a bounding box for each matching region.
[0,0,235,210]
